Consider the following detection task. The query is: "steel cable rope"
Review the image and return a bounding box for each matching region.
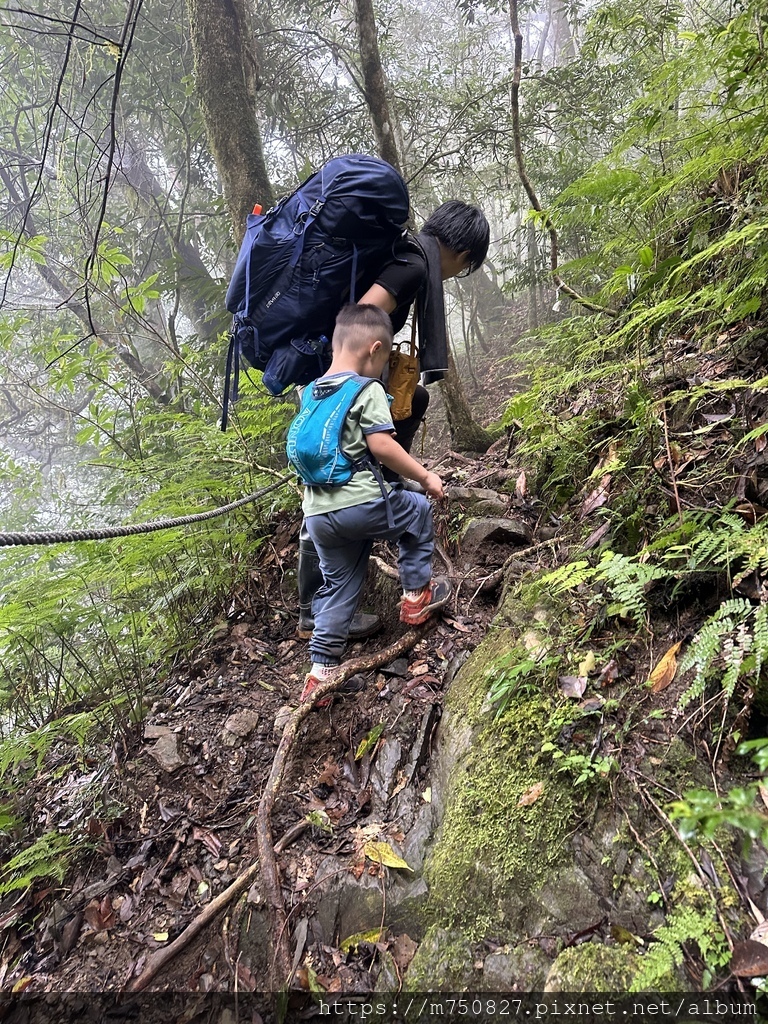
[0,475,293,547]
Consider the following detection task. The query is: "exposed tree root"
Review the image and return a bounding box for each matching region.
[256,623,435,986]
[127,624,433,993]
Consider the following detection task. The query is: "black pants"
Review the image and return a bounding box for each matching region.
[383,384,430,481]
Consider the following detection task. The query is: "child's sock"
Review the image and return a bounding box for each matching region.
[311,662,339,680]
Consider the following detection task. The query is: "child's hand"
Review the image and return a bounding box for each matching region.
[423,472,445,500]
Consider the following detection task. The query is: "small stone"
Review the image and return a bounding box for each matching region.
[149,733,184,772]
[382,658,408,678]
[273,705,294,740]
[222,710,260,747]
[214,859,229,872]
[143,723,171,740]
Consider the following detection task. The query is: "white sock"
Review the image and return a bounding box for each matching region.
[311,662,338,680]
[404,585,428,599]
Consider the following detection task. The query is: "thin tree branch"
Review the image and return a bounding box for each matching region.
[508,0,617,318]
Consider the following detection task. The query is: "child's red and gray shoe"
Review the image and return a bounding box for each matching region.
[399,577,452,625]
[300,673,333,707]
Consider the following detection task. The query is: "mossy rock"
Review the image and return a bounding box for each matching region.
[404,926,477,991]
[424,627,574,937]
[544,943,643,992]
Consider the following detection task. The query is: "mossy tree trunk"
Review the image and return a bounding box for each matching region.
[353,0,403,174]
[186,0,274,238]
[440,350,494,453]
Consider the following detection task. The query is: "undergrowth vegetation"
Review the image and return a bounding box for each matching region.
[0,373,297,892]
[486,0,768,987]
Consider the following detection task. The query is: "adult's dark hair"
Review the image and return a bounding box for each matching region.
[422,200,490,273]
[333,302,394,349]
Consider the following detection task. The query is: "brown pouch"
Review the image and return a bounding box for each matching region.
[388,312,419,421]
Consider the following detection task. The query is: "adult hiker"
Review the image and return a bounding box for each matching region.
[287,303,451,705]
[297,199,490,640]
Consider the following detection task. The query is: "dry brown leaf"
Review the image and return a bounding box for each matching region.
[83,896,115,932]
[649,641,683,693]
[515,471,527,498]
[580,477,611,518]
[518,781,545,807]
[392,933,418,971]
[558,675,587,699]
[731,939,768,977]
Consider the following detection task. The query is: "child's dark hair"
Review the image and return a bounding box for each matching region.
[422,201,490,273]
[333,303,394,350]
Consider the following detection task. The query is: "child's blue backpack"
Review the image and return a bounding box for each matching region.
[286,374,378,486]
[223,154,409,427]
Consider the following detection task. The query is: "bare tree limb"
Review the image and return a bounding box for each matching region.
[509,0,617,318]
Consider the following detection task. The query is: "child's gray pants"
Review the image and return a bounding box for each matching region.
[305,487,434,665]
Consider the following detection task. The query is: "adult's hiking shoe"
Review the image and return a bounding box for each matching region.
[399,577,452,626]
[296,611,381,641]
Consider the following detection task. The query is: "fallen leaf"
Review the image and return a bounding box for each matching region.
[392,932,418,971]
[558,675,587,699]
[578,651,596,676]
[583,522,611,550]
[421,787,432,803]
[444,618,472,633]
[363,841,413,871]
[153,931,169,942]
[578,696,605,713]
[515,471,527,498]
[597,659,620,686]
[649,641,683,693]
[192,826,222,857]
[340,928,384,952]
[611,924,641,945]
[750,920,768,947]
[517,781,545,807]
[355,723,385,761]
[11,977,32,994]
[731,939,768,976]
[83,896,116,932]
[580,476,611,518]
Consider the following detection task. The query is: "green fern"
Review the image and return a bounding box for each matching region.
[0,831,73,896]
[631,904,728,992]
[677,598,766,707]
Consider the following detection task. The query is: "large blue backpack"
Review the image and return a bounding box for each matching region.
[223,154,409,427]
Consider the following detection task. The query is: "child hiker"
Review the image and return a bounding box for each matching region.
[286,303,451,705]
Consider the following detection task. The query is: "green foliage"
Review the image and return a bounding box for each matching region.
[0,831,73,896]
[670,785,768,847]
[631,902,729,992]
[540,742,616,786]
[676,599,768,708]
[486,644,560,714]
[539,550,669,627]
[0,390,297,738]
[668,737,768,851]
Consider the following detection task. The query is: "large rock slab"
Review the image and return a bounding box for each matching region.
[460,516,532,553]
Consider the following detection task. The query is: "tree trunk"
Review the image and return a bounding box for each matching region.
[440,350,493,453]
[353,0,402,173]
[527,219,539,330]
[186,0,273,237]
